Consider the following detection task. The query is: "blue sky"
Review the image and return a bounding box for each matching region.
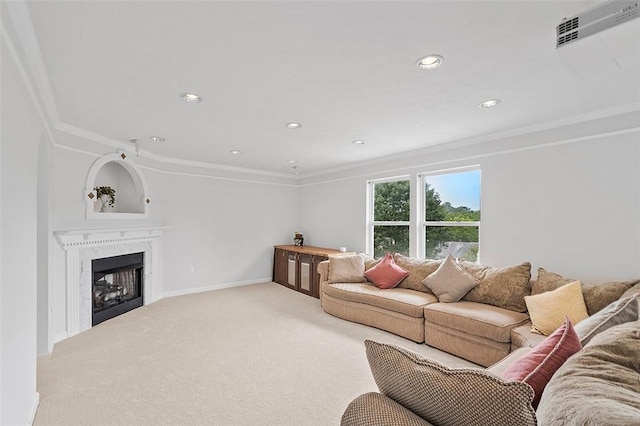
[426,169,480,211]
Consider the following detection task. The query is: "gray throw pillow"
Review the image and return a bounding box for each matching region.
[422,255,479,302]
[574,295,638,346]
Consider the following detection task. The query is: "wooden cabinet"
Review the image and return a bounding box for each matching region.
[273,245,344,298]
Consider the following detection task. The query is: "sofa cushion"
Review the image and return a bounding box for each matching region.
[393,254,442,293]
[364,340,537,426]
[502,319,582,408]
[574,295,638,346]
[424,301,529,343]
[424,322,512,367]
[365,253,409,289]
[510,322,546,349]
[524,280,589,335]
[536,321,640,425]
[422,255,479,303]
[459,261,532,313]
[533,268,639,315]
[328,254,366,283]
[324,282,437,318]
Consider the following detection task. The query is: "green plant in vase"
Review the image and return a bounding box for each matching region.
[94,186,116,212]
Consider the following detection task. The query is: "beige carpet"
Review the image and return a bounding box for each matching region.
[35,282,476,425]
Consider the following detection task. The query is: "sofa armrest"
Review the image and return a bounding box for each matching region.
[317,260,329,283]
[341,392,432,426]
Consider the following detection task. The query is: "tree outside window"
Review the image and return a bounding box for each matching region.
[371,179,410,258]
[368,169,480,261]
[423,169,480,261]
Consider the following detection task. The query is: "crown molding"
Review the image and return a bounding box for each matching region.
[4,0,60,124]
[297,103,640,181]
[54,122,294,180]
[6,1,640,185]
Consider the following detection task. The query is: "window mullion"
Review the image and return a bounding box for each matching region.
[422,221,480,227]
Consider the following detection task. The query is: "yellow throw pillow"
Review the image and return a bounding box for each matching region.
[524,280,589,335]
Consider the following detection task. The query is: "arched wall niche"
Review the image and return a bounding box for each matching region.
[85,152,150,219]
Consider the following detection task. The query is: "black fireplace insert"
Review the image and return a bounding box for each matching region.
[92,252,144,326]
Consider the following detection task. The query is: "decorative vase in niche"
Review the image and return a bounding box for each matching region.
[94,186,116,212]
[99,195,110,212]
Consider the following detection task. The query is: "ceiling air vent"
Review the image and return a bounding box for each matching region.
[556,0,640,77]
[556,0,639,48]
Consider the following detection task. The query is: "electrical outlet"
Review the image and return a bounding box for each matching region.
[189,265,195,273]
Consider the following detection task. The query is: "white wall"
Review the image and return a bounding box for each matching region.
[155,171,298,295]
[1,26,42,425]
[298,178,366,253]
[48,142,299,342]
[480,133,639,280]
[299,128,640,283]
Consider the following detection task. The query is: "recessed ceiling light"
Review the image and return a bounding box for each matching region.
[286,122,301,129]
[416,55,444,70]
[352,140,365,145]
[230,150,241,155]
[180,92,202,103]
[478,99,501,109]
[149,136,165,142]
[287,159,297,164]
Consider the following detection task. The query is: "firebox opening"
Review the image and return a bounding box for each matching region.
[92,252,144,326]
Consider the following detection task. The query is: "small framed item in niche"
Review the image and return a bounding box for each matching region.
[294,232,304,246]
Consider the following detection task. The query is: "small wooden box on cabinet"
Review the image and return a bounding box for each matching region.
[273,245,345,298]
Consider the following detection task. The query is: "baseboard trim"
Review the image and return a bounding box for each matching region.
[28,392,40,425]
[53,332,68,345]
[160,278,272,299]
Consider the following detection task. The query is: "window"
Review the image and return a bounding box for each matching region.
[367,177,410,258]
[420,169,481,261]
[366,168,481,261]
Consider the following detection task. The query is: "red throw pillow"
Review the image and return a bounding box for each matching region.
[502,318,582,408]
[364,253,409,289]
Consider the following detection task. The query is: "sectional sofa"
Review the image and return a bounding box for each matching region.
[317,253,639,366]
[318,253,640,425]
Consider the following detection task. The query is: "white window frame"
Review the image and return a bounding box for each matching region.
[418,166,481,261]
[366,175,411,257]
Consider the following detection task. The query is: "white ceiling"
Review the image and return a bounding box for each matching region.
[20,0,640,177]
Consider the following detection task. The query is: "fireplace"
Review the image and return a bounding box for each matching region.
[92,252,144,326]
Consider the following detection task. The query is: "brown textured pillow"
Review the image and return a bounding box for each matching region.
[583,281,640,315]
[364,340,537,426]
[392,254,442,293]
[459,261,532,312]
[534,268,639,315]
[531,268,572,295]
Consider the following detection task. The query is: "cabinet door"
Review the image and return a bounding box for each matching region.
[273,248,289,286]
[286,252,298,290]
[297,253,313,296]
[310,255,327,298]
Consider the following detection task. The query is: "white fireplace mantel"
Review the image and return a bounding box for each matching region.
[54,227,166,338]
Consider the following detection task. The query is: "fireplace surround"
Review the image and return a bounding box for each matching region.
[55,227,164,339]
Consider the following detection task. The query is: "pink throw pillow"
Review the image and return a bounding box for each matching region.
[502,318,582,408]
[364,253,409,289]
